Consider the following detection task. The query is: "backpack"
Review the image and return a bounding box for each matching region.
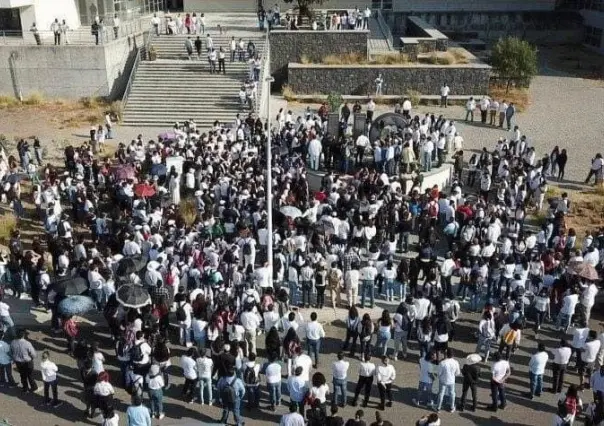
[503,328,517,346]
[436,318,450,336]
[116,340,130,358]
[428,202,438,218]
[220,377,237,409]
[57,221,67,237]
[243,366,258,386]
[243,240,252,256]
[176,303,188,322]
[130,342,144,363]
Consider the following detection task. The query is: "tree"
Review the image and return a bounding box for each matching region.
[282,0,326,18]
[491,37,538,93]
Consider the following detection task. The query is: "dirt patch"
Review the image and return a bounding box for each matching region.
[541,44,604,80]
[488,84,531,112]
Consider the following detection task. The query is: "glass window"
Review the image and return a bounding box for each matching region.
[382,0,393,10]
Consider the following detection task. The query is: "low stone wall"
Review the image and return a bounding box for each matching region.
[269,30,368,89]
[288,63,490,96]
[0,32,144,99]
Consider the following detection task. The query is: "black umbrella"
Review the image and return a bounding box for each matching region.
[52,276,88,296]
[116,255,147,277]
[116,284,151,309]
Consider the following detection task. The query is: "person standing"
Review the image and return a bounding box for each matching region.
[352,353,376,407]
[40,351,62,407]
[332,351,350,407]
[218,370,246,426]
[580,331,601,390]
[30,23,41,45]
[489,99,499,125]
[218,47,226,74]
[375,74,384,97]
[464,97,476,122]
[281,402,305,426]
[479,97,490,124]
[489,353,510,412]
[0,330,16,387]
[359,261,378,309]
[435,348,460,412]
[505,103,516,130]
[376,356,396,411]
[440,83,450,108]
[527,343,548,399]
[151,13,161,36]
[185,37,194,60]
[264,355,283,411]
[126,395,152,426]
[112,14,120,39]
[459,355,480,412]
[585,154,604,185]
[61,20,70,44]
[146,364,165,419]
[51,18,61,45]
[498,100,507,127]
[288,366,309,415]
[306,312,326,368]
[551,339,571,393]
[10,329,38,393]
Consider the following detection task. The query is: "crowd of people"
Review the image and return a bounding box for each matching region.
[0,93,602,426]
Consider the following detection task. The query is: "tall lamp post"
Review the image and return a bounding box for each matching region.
[265,75,275,284]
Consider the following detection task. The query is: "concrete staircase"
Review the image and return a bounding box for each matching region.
[122,27,266,129]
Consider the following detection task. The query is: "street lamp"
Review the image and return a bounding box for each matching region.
[265,75,275,284]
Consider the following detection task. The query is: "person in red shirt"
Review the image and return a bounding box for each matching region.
[63,315,79,356]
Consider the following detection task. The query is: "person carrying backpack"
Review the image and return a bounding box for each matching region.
[218,371,245,426]
[242,353,260,408]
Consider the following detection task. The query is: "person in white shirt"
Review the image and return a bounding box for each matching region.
[580,330,602,390]
[308,138,322,171]
[241,305,262,356]
[557,290,579,332]
[132,331,152,376]
[376,356,396,410]
[359,261,378,309]
[332,352,350,407]
[306,312,326,367]
[489,352,510,411]
[180,348,198,403]
[146,363,165,419]
[551,339,572,393]
[40,350,62,407]
[527,343,548,399]
[352,353,376,406]
[465,97,476,122]
[440,83,450,108]
[264,355,283,410]
[581,282,599,323]
[345,264,360,308]
[435,348,460,412]
[196,350,214,405]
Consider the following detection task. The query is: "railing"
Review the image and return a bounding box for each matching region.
[123,29,153,109]
[0,16,148,46]
[256,28,271,119]
[375,9,394,50]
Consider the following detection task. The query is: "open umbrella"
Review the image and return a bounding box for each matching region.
[5,174,23,184]
[52,276,88,296]
[116,284,151,308]
[134,183,156,198]
[58,295,96,316]
[466,353,482,365]
[150,163,167,177]
[280,205,303,219]
[110,165,136,181]
[116,255,147,277]
[570,262,600,281]
[158,130,178,141]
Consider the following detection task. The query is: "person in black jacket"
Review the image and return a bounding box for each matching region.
[459,355,481,411]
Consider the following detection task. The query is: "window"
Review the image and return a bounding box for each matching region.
[371,0,381,9]
[584,25,603,47]
[382,0,393,10]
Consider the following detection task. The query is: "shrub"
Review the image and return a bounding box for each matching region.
[372,53,408,65]
[109,101,123,120]
[300,54,311,64]
[282,85,296,101]
[449,48,469,64]
[0,95,19,108]
[491,37,538,92]
[406,90,422,106]
[0,215,16,244]
[326,92,343,113]
[23,92,43,105]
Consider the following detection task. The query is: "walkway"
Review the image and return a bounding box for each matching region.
[367,15,393,55]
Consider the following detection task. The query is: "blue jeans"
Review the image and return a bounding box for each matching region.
[194,331,206,352]
[436,383,456,411]
[309,155,320,170]
[529,372,543,396]
[361,280,375,308]
[268,382,282,406]
[376,329,391,357]
[333,378,347,406]
[199,377,212,404]
[289,281,299,305]
[385,279,394,300]
[0,315,14,332]
[307,339,321,365]
[221,399,243,426]
[90,288,104,310]
[416,381,433,405]
[423,151,432,171]
[119,360,129,386]
[395,280,406,301]
[469,289,481,312]
[556,313,571,331]
[149,387,163,416]
[399,231,410,252]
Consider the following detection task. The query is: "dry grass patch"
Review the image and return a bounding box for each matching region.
[371,53,409,65]
[449,48,470,64]
[282,85,296,102]
[322,52,367,65]
[0,214,17,245]
[488,84,531,112]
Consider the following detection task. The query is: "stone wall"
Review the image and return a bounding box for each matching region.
[269,30,368,89]
[0,32,144,99]
[288,63,490,96]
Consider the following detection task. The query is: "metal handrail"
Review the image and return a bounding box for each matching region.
[375,9,394,50]
[255,28,270,117]
[122,48,141,109]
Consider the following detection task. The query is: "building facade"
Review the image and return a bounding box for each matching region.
[561,0,604,52]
